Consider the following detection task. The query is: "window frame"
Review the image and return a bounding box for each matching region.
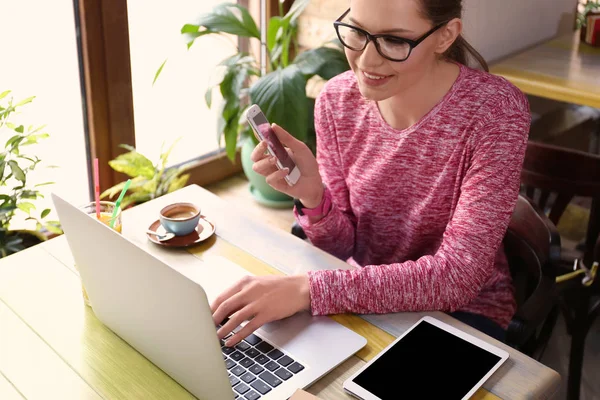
[75,0,291,192]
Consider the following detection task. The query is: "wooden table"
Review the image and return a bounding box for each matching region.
[490,30,600,109]
[0,185,560,399]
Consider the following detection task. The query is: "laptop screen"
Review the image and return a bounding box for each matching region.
[351,320,502,399]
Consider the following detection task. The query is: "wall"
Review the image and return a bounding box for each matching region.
[299,0,577,63]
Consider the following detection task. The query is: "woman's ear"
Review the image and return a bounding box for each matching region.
[435,18,462,54]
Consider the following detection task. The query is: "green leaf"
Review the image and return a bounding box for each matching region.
[21,190,38,199]
[142,177,159,194]
[108,151,155,179]
[224,110,241,161]
[267,16,284,53]
[45,221,63,235]
[181,24,200,33]
[5,135,23,148]
[195,3,260,39]
[28,124,47,134]
[249,65,309,143]
[294,47,350,80]
[7,160,25,182]
[160,138,181,169]
[22,133,50,145]
[182,29,216,49]
[205,87,213,108]
[118,144,137,152]
[0,206,16,216]
[153,59,167,86]
[41,209,51,219]
[15,125,24,133]
[120,192,152,209]
[101,176,146,199]
[280,29,294,67]
[17,202,35,215]
[0,90,10,101]
[34,181,55,187]
[283,0,310,25]
[168,173,190,193]
[15,96,35,107]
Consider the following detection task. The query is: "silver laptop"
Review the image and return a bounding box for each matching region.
[52,193,367,399]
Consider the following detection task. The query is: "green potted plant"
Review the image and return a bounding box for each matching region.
[0,90,62,258]
[156,0,349,207]
[101,140,192,209]
[577,0,600,45]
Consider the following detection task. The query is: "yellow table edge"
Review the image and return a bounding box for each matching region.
[491,66,600,109]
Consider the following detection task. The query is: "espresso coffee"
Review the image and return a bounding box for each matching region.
[165,209,197,220]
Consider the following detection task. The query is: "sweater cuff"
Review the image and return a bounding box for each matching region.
[307,269,348,316]
[294,187,334,229]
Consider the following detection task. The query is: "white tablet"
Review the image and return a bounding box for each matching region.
[343,316,509,400]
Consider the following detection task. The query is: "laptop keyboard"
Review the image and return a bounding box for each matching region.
[218,325,305,399]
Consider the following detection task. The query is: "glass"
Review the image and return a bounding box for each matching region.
[76,201,123,307]
[0,1,90,229]
[127,0,239,166]
[334,8,446,62]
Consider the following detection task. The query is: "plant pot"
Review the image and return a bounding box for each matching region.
[18,230,46,248]
[0,229,47,258]
[240,138,294,208]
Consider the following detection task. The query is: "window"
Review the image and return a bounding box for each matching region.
[127,0,240,166]
[0,0,90,227]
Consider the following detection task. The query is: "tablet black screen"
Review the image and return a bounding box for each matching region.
[352,320,502,399]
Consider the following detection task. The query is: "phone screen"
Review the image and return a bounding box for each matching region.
[251,112,297,172]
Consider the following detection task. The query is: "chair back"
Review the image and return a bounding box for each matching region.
[504,195,561,355]
[521,141,600,266]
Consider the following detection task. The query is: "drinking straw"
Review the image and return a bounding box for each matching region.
[110,179,131,229]
[93,158,100,219]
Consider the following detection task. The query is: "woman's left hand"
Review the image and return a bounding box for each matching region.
[211,275,311,347]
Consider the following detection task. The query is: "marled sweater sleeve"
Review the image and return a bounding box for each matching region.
[308,105,530,316]
[294,91,357,261]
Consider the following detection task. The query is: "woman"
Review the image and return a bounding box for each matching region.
[213,0,530,346]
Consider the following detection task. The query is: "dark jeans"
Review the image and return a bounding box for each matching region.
[449,311,507,343]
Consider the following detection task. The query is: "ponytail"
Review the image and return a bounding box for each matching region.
[445,35,489,72]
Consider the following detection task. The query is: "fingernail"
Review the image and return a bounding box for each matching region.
[270,157,277,164]
[283,168,290,174]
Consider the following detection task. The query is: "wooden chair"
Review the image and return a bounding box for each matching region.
[520,140,600,400]
[521,141,600,268]
[290,194,561,360]
[503,195,560,359]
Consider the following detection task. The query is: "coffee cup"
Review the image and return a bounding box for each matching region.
[159,202,201,236]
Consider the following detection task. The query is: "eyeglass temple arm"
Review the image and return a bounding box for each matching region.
[337,8,351,22]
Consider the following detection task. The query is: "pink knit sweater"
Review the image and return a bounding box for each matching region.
[294,64,530,329]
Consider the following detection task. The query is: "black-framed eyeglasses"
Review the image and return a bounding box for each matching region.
[333,8,446,62]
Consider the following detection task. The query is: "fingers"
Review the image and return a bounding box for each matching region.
[265,167,290,188]
[252,155,278,176]
[271,124,305,151]
[250,140,269,162]
[225,315,267,347]
[211,288,246,326]
[217,304,255,342]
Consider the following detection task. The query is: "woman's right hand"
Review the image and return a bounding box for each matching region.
[251,124,324,208]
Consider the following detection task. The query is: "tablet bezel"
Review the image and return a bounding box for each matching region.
[343,316,509,400]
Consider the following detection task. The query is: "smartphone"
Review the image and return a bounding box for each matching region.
[246,104,301,186]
